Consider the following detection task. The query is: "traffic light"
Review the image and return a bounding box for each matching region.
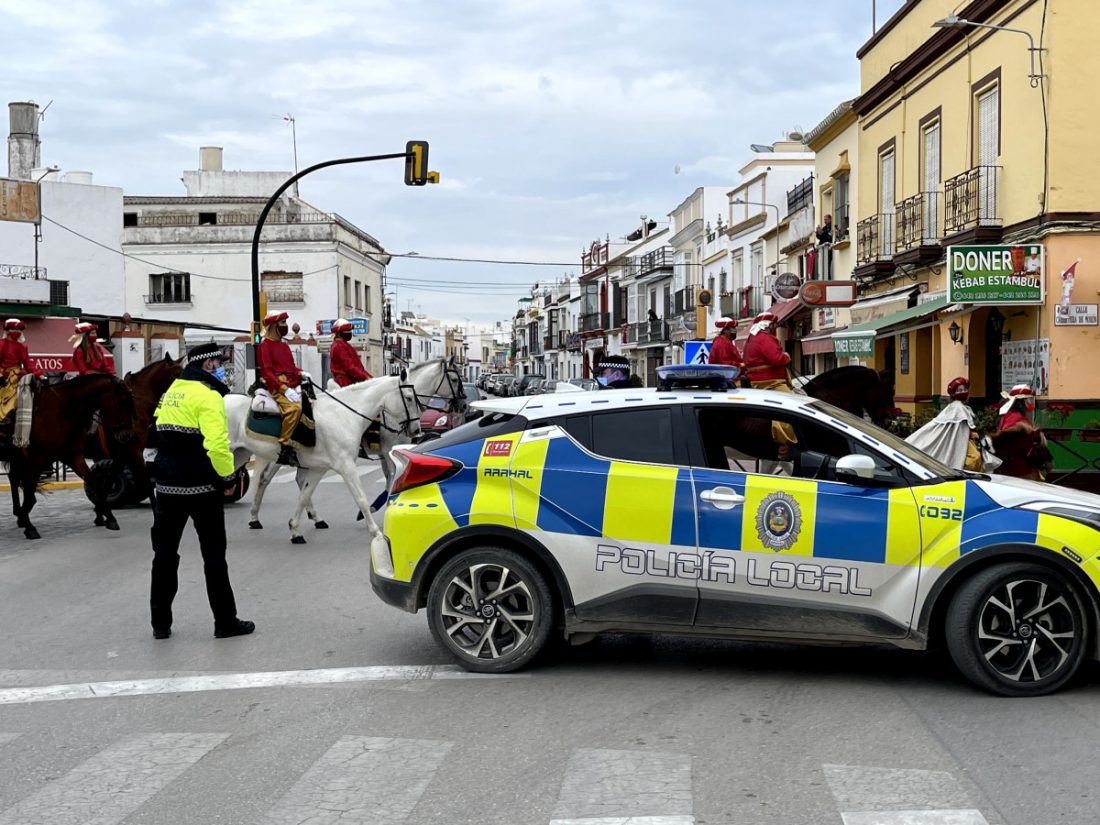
[405,140,429,186]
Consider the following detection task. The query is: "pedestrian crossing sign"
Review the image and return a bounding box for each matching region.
[683,341,711,366]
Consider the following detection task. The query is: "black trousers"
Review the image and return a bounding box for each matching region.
[150,491,237,629]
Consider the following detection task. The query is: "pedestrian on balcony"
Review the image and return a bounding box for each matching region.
[647,308,659,323]
[816,214,833,244]
[71,322,116,376]
[328,319,372,388]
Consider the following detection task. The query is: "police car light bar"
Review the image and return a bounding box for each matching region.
[656,363,739,391]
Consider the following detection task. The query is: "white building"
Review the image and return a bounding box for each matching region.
[121,147,388,377]
[718,140,815,337]
[668,187,730,349]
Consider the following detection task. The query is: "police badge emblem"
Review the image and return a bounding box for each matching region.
[755,491,802,552]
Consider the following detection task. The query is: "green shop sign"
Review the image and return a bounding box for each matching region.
[947,244,1044,304]
[833,333,875,358]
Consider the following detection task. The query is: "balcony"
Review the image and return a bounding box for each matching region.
[564,331,582,351]
[718,294,737,317]
[894,192,942,265]
[580,311,607,333]
[854,214,896,280]
[543,334,558,352]
[833,201,850,243]
[813,244,834,280]
[632,318,669,347]
[0,263,51,304]
[787,176,814,215]
[637,247,674,278]
[944,165,1002,242]
[670,286,696,316]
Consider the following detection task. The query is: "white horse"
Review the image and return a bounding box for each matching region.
[227,359,462,544]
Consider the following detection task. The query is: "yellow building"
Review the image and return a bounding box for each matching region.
[844,0,1098,413]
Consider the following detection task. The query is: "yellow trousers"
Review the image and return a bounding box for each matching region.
[0,367,20,422]
[752,378,798,449]
[273,391,302,445]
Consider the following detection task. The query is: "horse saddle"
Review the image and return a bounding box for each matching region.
[246,391,317,449]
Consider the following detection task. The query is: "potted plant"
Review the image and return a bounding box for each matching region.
[1043,402,1075,441]
[1082,418,1100,443]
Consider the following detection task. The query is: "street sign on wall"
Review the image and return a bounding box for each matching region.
[316,317,369,336]
[0,178,40,223]
[1054,304,1098,326]
[1002,338,1049,395]
[947,244,1044,304]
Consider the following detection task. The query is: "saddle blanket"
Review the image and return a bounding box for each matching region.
[245,409,317,449]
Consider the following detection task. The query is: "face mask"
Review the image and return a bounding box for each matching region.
[277,325,289,337]
[212,366,227,383]
[596,375,610,387]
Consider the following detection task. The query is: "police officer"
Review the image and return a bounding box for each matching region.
[149,342,253,640]
[595,355,632,389]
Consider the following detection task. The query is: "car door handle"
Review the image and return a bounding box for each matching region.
[700,487,745,510]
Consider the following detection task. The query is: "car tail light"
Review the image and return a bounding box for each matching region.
[390,449,461,495]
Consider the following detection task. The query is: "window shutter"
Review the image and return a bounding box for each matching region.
[978,87,999,166]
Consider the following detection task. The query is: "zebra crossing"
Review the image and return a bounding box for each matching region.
[0,730,994,824]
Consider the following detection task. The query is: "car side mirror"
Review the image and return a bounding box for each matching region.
[835,454,877,483]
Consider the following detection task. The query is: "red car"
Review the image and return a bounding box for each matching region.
[418,396,465,435]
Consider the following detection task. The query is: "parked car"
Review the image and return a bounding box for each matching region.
[496,376,516,396]
[524,378,546,396]
[568,378,598,391]
[515,375,543,396]
[418,396,465,436]
[374,364,1100,695]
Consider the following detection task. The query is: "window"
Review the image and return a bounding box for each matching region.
[123,212,137,227]
[879,148,895,254]
[591,409,675,464]
[262,271,304,303]
[364,285,371,313]
[834,173,849,241]
[750,243,763,293]
[976,82,999,222]
[921,118,941,240]
[718,270,727,295]
[354,281,362,311]
[696,406,849,475]
[707,275,716,297]
[147,272,191,304]
[731,251,744,292]
[198,212,217,226]
[344,276,353,308]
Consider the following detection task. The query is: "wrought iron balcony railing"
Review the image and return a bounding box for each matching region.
[944,165,1001,235]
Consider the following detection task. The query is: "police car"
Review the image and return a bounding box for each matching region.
[371,365,1100,696]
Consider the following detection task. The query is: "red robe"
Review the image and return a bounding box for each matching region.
[998,410,1033,431]
[257,337,301,393]
[0,337,41,379]
[329,338,371,387]
[74,342,115,375]
[742,332,790,382]
[709,334,743,369]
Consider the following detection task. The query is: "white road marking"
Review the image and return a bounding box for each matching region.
[0,732,225,825]
[552,748,693,823]
[262,736,451,824]
[841,813,988,825]
[825,765,988,825]
[0,664,525,706]
[551,818,695,825]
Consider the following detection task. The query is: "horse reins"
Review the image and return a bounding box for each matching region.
[312,380,420,437]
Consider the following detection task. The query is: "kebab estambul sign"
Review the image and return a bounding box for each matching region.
[947,244,1044,304]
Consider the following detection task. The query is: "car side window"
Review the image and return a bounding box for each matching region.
[590,408,676,465]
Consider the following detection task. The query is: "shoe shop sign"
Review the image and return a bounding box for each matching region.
[947,244,1044,304]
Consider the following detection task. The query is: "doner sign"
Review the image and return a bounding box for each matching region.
[947,244,1044,304]
[0,178,40,224]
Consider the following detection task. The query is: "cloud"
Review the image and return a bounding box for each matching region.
[0,0,891,323]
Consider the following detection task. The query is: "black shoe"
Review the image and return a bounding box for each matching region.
[152,627,171,640]
[277,445,299,467]
[214,619,255,638]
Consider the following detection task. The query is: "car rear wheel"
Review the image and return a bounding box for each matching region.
[427,548,553,673]
[945,563,1088,696]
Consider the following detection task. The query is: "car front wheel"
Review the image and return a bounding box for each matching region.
[427,548,553,673]
[945,562,1088,696]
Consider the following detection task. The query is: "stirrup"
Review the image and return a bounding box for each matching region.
[277,445,300,467]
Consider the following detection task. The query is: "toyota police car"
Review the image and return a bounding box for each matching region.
[371,364,1100,696]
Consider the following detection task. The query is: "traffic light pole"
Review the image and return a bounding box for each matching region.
[249,151,411,343]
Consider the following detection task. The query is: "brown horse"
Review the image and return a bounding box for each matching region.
[82,354,183,506]
[800,366,895,426]
[6,374,144,539]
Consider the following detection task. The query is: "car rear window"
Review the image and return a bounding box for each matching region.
[418,412,527,452]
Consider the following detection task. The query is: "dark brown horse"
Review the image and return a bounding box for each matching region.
[6,374,144,539]
[800,366,895,426]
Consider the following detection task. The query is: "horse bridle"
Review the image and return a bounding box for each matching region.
[313,379,421,439]
[401,360,466,413]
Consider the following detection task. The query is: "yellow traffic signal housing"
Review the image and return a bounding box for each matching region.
[405,140,429,186]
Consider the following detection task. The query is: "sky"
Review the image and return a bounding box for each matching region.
[1,0,905,325]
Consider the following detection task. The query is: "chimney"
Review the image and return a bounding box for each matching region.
[199,146,223,172]
[8,101,41,181]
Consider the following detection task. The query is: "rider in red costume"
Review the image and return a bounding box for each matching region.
[328,319,372,387]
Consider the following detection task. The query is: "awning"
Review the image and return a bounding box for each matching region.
[833,296,949,358]
[772,297,803,324]
[800,329,843,355]
[847,286,919,326]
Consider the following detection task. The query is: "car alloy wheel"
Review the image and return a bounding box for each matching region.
[946,563,1087,697]
[427,548,553,673]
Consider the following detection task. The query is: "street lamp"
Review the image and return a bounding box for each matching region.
[731,197,782,311]
[32,166,60,278]
[932,14,1045,86]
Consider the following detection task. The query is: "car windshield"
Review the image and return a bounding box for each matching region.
[426,396,448,411]
[806,400,962,480]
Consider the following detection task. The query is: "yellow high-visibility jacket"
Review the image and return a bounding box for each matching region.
[151,368,235,495]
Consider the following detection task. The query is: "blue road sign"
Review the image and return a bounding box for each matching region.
[683,340,711,365]
[317,317,370,336]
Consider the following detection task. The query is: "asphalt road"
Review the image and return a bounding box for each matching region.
[1,464,1099,825]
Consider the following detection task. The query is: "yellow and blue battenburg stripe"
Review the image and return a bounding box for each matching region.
[386,429,1100,588]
